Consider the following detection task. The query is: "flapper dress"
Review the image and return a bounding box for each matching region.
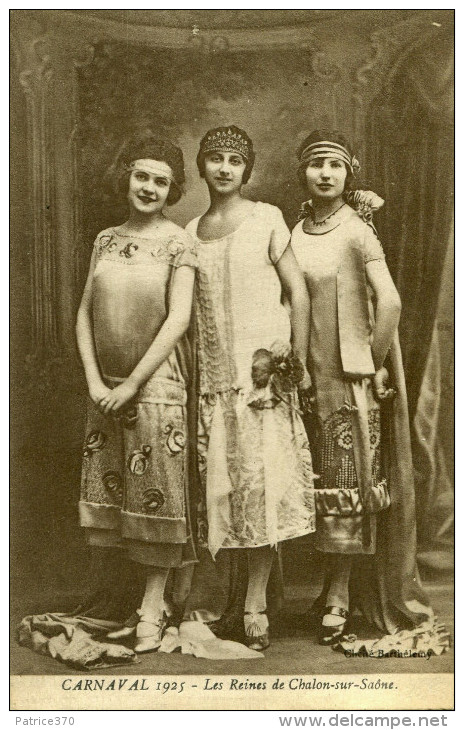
[186,202,315,558]
[291,204,390,554]
[79,224,198,568]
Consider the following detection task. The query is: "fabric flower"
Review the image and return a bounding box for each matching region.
[249,341,304,410]
[167,237,185,257]
[164,424,186,455]
[83,430,106,457]
[128,445,152,475]
[119,405,138,430]
[251,349,274,389]
[102,470,123,503]
[142,488,165,514]
[351,157,361,176]
[345,190,384,224]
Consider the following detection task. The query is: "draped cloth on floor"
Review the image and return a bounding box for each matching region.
[351,333,433,634]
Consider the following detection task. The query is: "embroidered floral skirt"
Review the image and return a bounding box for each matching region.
[197,389,316,557]
[308,378,390,555]
[79,374,197,568]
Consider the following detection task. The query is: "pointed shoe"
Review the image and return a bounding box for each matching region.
[318,606,349,646]
[244,610,270,651]
[134,617,167,654]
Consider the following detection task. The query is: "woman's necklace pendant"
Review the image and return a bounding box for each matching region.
[312,203,345,227]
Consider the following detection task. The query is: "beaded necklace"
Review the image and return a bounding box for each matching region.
[310,203,345,227]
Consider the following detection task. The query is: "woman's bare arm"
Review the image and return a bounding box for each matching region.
[101,265,196,414]
[76,249,111,405]
[275,245,311,388]
[366,259,402,370]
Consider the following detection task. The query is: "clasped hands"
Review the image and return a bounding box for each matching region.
[89,378,139,416]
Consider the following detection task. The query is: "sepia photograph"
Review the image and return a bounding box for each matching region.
[10,8,454,712]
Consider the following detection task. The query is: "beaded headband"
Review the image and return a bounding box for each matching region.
[299,141,360,176]
[126,160,176,185]
[200,128,252,160]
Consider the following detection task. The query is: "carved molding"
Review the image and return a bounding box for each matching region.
[18,35,59,357]
[35,9,320,53]
[12,14,97,372]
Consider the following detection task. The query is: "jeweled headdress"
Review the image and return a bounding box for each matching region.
[199,125,253,160]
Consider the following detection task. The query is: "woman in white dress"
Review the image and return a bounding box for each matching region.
[186,126,316,650]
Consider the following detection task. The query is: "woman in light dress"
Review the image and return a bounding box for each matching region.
[77,134,198,653]
[290,130,433,645]
[186,125,316,650]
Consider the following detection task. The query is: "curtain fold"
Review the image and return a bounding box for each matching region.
[413,222,454,560]
[365,31,453,551]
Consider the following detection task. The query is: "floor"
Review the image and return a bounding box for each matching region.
[11,578,453,677]
[11,447,453,677]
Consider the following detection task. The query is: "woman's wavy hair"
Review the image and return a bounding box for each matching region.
[297,129,355,193]
[110,132,186,206]
[196,125,255,185]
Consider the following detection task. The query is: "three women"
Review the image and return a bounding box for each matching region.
[76,124,431,654]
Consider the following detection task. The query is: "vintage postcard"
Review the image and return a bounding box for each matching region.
[10,9,454,713]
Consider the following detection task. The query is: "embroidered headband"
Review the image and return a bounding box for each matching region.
[126,159,176,185]
[299,141,360,176]
[200,127,252,160]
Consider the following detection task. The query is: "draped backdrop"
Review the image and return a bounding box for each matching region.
[10,10,453,611]
[365,31,454,559]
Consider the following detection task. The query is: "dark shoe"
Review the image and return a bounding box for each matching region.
[319,606,349,646]
[106,611,140,640]
[208,610,246,642]
[244,610,270,651]
[164,598,188,630]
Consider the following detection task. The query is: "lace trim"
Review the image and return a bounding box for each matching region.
[94,231,197,268]
[316,407,383,491]
[196,239,237,393]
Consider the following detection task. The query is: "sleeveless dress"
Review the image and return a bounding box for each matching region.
[291,204,389,554]
[79,224,198,568]
[186,202,315,558]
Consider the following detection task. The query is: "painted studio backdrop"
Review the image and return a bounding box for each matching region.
[11,10,453,616]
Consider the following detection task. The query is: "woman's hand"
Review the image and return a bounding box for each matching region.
[99,379,139,415]
[88,381,112,408]
[298,368,315,413]
[373,366,394,401]
[299,367,313,393]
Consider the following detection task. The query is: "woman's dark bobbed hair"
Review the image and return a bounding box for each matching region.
[297,129,355,192]
[196,125,255,185]
[114,132,186,206]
